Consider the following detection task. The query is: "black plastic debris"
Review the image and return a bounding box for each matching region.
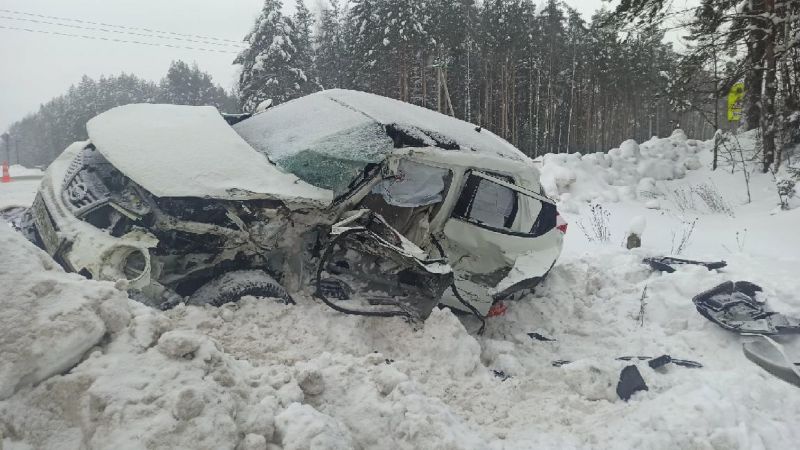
[528,332,556,342]
[554,356,703,369]
[616,365,649,401]
[644,256,727,273]
[492,369,511,381]
[693,281,800,335]
[670,359,704,369]
[648,354,672,369]
[617,355,703,369]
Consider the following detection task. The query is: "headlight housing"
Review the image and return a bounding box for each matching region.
[99,246,151,288]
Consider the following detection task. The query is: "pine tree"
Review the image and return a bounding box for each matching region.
[344,0,386,92]
[235,0,305,111]
[292,0,320,95]
[316,0,347,89]
[158,60,238,110]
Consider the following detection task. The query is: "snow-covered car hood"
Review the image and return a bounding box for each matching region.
[86,104,333,207]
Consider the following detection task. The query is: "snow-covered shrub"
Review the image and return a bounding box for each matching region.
[667,186,696,213]
[691,182,735,217]
[670,218,697,255]
[777,178,797,210]
[577,203,611,243]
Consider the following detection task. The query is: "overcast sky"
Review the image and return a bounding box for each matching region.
[0,0,621,132]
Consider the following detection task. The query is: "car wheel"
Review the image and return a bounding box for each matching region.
[187,270,292,307]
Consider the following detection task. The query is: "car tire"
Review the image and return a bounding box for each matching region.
[187,270,292,307]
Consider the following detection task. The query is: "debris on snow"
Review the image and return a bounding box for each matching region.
[644,256,727,273]
[743,336,800,388]
[693,281,800,335]
[616,365,649,401]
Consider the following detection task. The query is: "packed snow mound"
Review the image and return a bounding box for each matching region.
[539,130,706,211]
[2,215,800,448]
[0,224,123,401]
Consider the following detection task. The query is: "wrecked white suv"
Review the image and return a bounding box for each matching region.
[15,90,564,321]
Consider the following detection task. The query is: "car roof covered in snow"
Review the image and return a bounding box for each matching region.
[234,89,534,171]
[86,104,333,207]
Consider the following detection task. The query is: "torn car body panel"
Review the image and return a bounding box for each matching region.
[317,210,453,320]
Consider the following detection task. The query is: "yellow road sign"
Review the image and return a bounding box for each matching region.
[728,82,744,122]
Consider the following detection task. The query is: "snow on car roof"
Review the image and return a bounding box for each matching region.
[86,104,333,206]
[234,89,531,166]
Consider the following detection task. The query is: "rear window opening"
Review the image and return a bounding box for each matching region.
[452,173,518,229]
[452,172,556,236]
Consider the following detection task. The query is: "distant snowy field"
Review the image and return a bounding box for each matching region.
[2,131,799,449]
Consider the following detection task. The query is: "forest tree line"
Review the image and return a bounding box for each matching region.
[5,61,238,167]
[612,0,800,171]
[238,0,723,159]
[7,0,775,169]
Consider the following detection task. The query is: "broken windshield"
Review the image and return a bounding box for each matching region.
[267,123,392,195]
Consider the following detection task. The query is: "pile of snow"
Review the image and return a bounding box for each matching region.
[539,130,706,212]
[3,220,800,449]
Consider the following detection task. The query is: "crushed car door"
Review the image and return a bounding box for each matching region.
[438,171,563,314]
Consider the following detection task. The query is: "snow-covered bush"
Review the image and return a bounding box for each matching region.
[691,182,735,216]
[577,203,612,242]
[777,178,797,210]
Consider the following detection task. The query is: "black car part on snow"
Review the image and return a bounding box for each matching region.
[644,256,727,273]
[692,281,800,335]
[616,355,703,369]
[616,365,649,401]
[552,355,703,369]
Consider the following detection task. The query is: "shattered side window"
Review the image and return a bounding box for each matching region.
[372,160,449,207]
[452,173,518,230]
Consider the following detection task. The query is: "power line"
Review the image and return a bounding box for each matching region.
[0,14,247,49]
[0,8,244,45]
[0,24,241,54]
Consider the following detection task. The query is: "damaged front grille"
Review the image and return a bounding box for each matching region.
[61,145,113,217]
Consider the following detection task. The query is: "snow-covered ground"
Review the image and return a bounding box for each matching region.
[2,131,799,450]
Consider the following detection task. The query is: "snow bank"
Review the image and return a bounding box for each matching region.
[540,130,706,211]
[0,224,119,401]
[8,165,43,177]
[3,214,800,449]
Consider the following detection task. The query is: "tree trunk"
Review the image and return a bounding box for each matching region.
[761,0,777,172]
